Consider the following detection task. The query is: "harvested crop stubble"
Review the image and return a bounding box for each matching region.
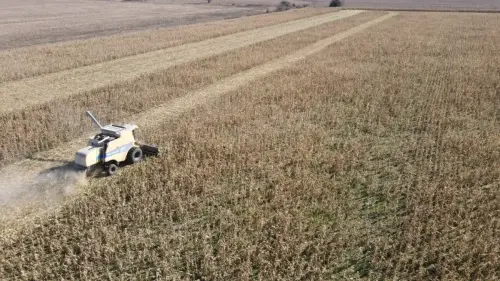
[0,10,363,115]
[1,12,499,280]
[0,8,336,83]
[0,11,385,166]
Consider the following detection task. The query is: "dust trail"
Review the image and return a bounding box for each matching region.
[0,164,87,225]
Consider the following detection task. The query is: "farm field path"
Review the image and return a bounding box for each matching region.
[0,12,397,226]
[0,10,363,115]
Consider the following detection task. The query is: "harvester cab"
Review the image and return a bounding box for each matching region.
[75,111,159,176]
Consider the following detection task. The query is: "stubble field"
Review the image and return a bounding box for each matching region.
[0,6,499,281]
[343,0,500,11]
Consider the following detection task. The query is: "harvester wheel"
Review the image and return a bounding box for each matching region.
[127,147,143,164]
[106,163,118,176]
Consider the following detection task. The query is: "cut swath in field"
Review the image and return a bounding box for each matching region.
[0,11,386,166]
[0,8,335,83]
[0,10,364,115]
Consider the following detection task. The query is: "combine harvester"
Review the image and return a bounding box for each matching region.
[74,111,159,176]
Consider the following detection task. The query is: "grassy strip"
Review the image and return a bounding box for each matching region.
[0,8,335,83]
[2,12,500,280]
[0,11,384,166]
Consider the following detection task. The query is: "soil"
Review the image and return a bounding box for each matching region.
[0,0,272,49]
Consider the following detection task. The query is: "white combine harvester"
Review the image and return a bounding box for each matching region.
[75,111,159,176]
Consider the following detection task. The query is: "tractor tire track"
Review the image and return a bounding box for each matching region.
[0,13,397,225]
[0,10,363,115]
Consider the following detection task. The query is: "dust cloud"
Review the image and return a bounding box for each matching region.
[0,165,87,224]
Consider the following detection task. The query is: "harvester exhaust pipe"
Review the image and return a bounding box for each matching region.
[86,111,103,129]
